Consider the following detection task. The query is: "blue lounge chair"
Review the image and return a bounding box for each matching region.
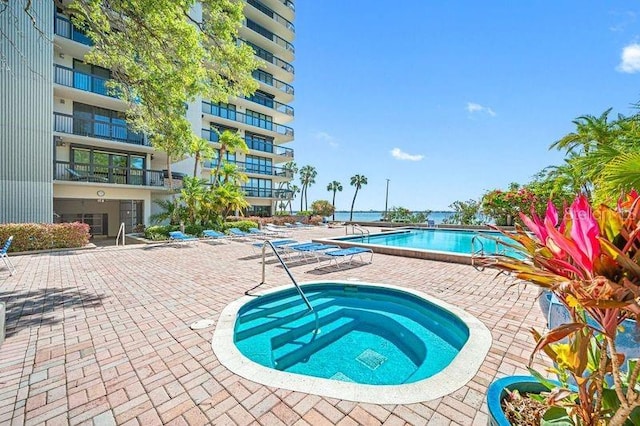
[169,231,198,246]
[252,239,298,254]
[248,228,279,239]
[202,230,228,242]
[320,247,374,267]
[0,236,16,275]
[227,227,252,240]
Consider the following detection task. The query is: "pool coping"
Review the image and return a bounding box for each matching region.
[212,281,492,404]
[313,227,507,265]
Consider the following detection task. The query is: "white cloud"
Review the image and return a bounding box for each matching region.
[617,43,640,73]
[466,102,496,117]
[313,131,338,147]
[390,148,424,161]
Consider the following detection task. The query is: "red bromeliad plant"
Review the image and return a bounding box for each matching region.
[480,192,640,425]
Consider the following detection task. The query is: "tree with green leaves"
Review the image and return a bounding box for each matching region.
[442,199,483,225]
[311,200,334,218]
[188,135,216,178]
[299,165,317,212]
[326,181,343,221]
[349,174,367,221]
[57,0,258,194]
[211,130,249,187]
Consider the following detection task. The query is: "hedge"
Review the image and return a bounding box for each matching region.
[0,222,91,252]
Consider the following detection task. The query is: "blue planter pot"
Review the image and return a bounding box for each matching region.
[487,376,548,426]
[539,290,640,360]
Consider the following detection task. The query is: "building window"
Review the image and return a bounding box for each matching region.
[246,109,273,131]
[246,205,271,217]
[252,69,273,86]
[244,178,272,197]
[73,60,110,95]
[245,155,272,175]
[246,90,274,108]
[245,132,274,153]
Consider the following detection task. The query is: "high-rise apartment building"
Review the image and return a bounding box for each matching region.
[0,0,295,235]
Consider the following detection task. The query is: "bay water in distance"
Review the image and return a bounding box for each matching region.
[331,211,454,224]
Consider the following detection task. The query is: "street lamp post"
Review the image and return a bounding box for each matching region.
[384,179,390,221]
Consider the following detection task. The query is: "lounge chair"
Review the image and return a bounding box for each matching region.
[0,236,16,275]
[264,225,292,237]
[252,239,298,254]
[427,220,435,227]
[291,243,340,262]
[294,221,313,228]
[202,229,228,242]
[227,228,252,240]
[320,247,374,268]
[168,231,198,246]
[248,228,278,239]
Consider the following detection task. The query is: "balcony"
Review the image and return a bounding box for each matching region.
[241,40,294,75]
[201,102,294,137]
[246,93,293,116]
[245,19,294,54]
[54,161,165,187]
[241,186,293,199]
[54,112,149,146]
[252,70,294,96]
[201,129,294,158]
[54,65,114,98]
[247,0,295,33]
[278,0,294,11]
[203,160,293,178]
[54,14,92,46]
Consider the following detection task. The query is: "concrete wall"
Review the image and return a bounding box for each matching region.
[0,1,54,223]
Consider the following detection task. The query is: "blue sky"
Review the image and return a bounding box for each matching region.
[288,1,640,211]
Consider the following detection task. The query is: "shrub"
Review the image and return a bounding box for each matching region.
[0,222,90,252]
[222,220,259,232]
[311,200,334,217]
[144,225,175,241]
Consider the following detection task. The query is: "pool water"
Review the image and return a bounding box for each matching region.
[340,228,520,257]
[234,284,469,385]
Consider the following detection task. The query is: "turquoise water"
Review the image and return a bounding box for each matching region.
[234,284,468,385]
[339,228,520,256]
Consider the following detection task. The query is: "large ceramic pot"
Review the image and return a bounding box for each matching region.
[486,375,547,426]
[538,290,640,359]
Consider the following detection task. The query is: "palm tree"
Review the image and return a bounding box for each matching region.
[299,165,317,211]
[187,135,215,178]
[550,108,619,155]
[211,130,248,187]
[327,180,343,221]
[288,184,300,214]
[180,176,208,224]
[349,174,367,221]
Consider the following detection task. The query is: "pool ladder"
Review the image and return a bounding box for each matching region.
[470,235,509,271]
[347,224,370,243]
[256,240,313,312]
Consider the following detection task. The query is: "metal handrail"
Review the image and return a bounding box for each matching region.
[260,240,313,312]
[116,222,126,246]
[470,235,485,270]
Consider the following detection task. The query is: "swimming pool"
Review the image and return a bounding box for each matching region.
[213,281,492,403]
[316,228,520,264]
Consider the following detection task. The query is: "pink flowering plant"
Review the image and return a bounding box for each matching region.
[480,192,640,425]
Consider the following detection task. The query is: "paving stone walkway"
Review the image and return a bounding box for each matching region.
[0,226,550,425]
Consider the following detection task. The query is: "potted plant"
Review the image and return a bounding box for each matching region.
[479,192,640,425]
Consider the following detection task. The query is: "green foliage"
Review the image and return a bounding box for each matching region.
[299,165,318,211]
[481,179,574,226]
[310,200,335,217]
[0,223,90,251]
[349,174,368,221]
[222,220,259,232]
[144,225,175,241]
[442,199,483,225]
[386,207,430,223]
[63,0,259,186]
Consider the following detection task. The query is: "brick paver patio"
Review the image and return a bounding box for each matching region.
[0,226,550,425]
